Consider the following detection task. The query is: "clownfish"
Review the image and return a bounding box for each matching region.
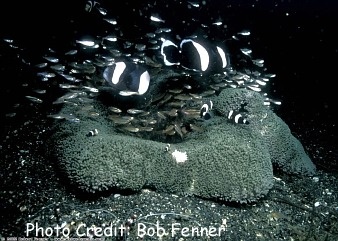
[103,61,150,96]
[200,100,213,120]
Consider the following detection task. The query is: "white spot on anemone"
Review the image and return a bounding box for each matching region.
[171,149,188,163]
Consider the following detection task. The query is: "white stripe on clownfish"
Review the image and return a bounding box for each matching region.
[200,100,213,120]
[227,110,249,124]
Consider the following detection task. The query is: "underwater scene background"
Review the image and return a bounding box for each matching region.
[0,0,337,240]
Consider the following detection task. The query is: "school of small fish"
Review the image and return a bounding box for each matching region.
[3,0,281,142]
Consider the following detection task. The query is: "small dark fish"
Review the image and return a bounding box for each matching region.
[189,93,202,99]
[238,30,251,36]
[127,109,145,115]
[252,59,264,67]
[139,126,154,132]
[52,92,79,104]
[157,93,172,106]
[37,72,56,78]
[265,73,276,78]
[97,6,107,15]
[200,90,216,97]
[150,15,165,23]
[174,124,184,139]
[3,38,13,43]
[50,64,65,72]
[120,125,140,133]
[135,44,146,51]
[189,123,203,132]
[47,113,80,123]
[103,35,117,42]
[25,96,43,103]
[83,86,99,93]
[255,79,267,86]
[108,107,122,113]
[182,109,200,119]
[60,74,76,82]
[167,101,185,108]
[165,109,178,117]
[59,84,77,89]
[69,62,96,74]
[174,94,192,101]
[35,63,48,68]
[6,112,16,118]
[88,112,100,117]
[119,91,140,96]
[168,88,183,94]
[103,18,117,25]
[108,115,134,125]
[246,85,261,92]
[156,111,167,120]
[33,89,46,94]
[43,56,59,63]
[163,125,175,134]
[264,97,282,106]
[139,118,157,125]
[47,114,66,119]
[65,49,78,55]
[188,1,200,7]
[240,48,252,57]
[76,39,96,47]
